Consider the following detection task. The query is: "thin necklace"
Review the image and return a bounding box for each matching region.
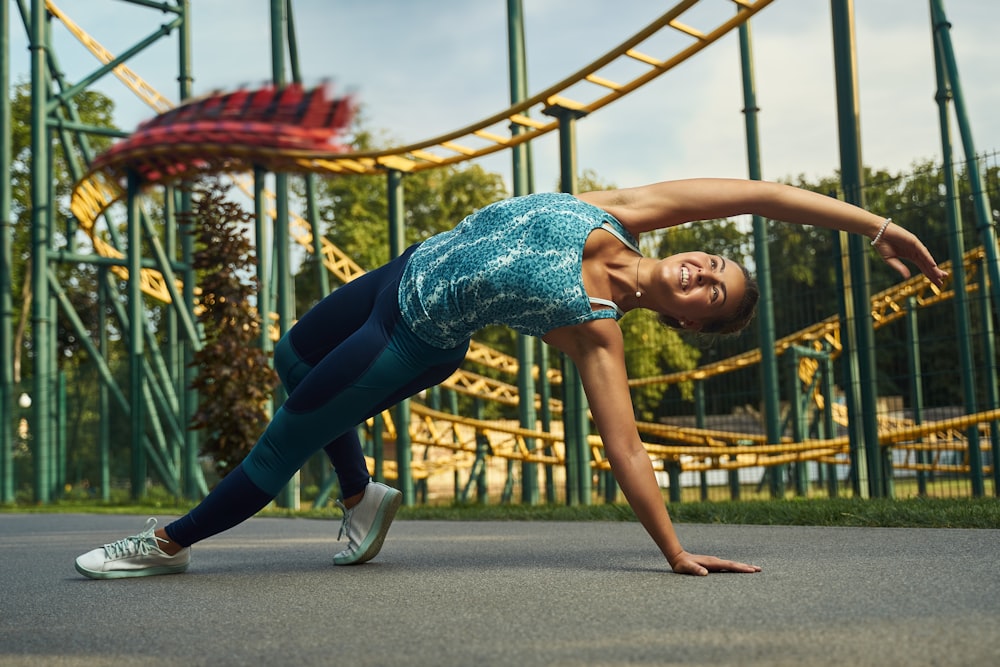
[634,256,643,298]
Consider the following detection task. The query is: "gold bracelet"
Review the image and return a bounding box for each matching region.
[870,218,891,247]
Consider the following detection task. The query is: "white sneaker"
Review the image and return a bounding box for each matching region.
[75,517,190,579]
[333,482,402,565]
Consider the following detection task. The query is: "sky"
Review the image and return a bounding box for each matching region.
[8,0,1000,194]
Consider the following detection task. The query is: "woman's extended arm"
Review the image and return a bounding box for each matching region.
[578,178,947,287]
[544,319,761,576]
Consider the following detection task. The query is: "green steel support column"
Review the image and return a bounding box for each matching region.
[831,225,865,496]
[254,169,272,352]
[180,184,202,498]
[387,169,414,504]
[821,352,839,498]
[29,0,53,503]
[831,0,882,497]
[163,184,178,413]
[56,371,65,494]
[931,28,983,497]
[306,176,329,296]
[98,269,110,501]
[253,167,276,501]
[177,0,200,499]
[507,0,539,505]
[127,171,146,499]
[271,0,298,509]
[562,364,580,505]
[739,17,784,500]
[371,414,385,484]
[274,167,297,508]
[933,1,999,494]
[46,227,57,498]
[448,391,459,497]
[930,0,1000,320]
[395,399,413,503]
[163,186,184,489]
[544,103,592,505]
[977,265,1000,496]
[667,459,681,503]
[538,344,556,503]
[463,401,490,504]
[904,297,927,496]
[285,0,329,301]
[0,0,14,503]
[694,381,708,501]
[786,350,806,496]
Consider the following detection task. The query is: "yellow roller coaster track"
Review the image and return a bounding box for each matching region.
[55,0,997,481]
[63,0,778,398]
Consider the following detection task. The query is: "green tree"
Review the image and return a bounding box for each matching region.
[8,83,122,492]
[186,178,278,477]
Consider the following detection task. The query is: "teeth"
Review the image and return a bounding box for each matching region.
[680,266,689,288]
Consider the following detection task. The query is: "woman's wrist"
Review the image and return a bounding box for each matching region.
[870,217,892,246]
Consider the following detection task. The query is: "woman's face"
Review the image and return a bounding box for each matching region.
[652,251,747,331]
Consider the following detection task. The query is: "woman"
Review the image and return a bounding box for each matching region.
[75,178,947,578]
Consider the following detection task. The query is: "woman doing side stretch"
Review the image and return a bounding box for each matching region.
[75,178,947,578]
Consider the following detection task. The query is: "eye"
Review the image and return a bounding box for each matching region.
[710,257,718,270]
[712,286,719,302]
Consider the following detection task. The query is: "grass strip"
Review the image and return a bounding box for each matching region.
[3,496,998,529]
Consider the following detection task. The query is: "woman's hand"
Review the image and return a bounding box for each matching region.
[668,550,762,576]
[873,221,948,288]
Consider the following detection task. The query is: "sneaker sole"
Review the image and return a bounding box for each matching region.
[74,561,189,580]
[333,487,402,566]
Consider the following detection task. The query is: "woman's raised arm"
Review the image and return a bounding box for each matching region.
[578,178,947,287]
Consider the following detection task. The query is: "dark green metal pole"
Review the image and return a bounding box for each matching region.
[544,104,592,505]
[29,0,53,503]
[738,17,784,499]
[820,351,839,498]
[176,0,201,499]
[931,20,983,497]
[831,0,883,498]
[98,269,110,501]
[507,0,539,505]
[0,0,14,503]
[694,381,708,501]
[387,169,414,504]
[254,168,272,352]
[127,171,146,499]
[285,0,329,301]
[270,0,299,509]
[930,0,1000,320]
[931,0,998,494]
[977,265,1000,496]
[904,297,927,496]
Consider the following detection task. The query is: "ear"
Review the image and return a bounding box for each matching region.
[682,319,704,332]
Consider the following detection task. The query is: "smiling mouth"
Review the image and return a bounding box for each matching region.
[680,266,690,289]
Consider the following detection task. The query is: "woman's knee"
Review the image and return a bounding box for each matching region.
[273,334,309,392]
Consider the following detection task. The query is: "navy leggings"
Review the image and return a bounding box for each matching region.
[165,245,469,547]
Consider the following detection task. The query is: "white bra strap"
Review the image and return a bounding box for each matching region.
[589,296,624,319]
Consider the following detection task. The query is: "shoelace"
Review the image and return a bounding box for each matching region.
[103,517,164,559]
[335,500,355,543]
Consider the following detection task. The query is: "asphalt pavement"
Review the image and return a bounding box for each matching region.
[1,512,997,666]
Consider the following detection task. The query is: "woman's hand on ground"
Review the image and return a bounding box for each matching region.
[668,550,762,576]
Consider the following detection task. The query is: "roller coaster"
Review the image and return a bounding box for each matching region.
[5,0,999,506]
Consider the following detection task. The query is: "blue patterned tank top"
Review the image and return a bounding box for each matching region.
[398,192,640,349]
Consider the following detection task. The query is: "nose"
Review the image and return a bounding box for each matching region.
[695,269,717,285]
